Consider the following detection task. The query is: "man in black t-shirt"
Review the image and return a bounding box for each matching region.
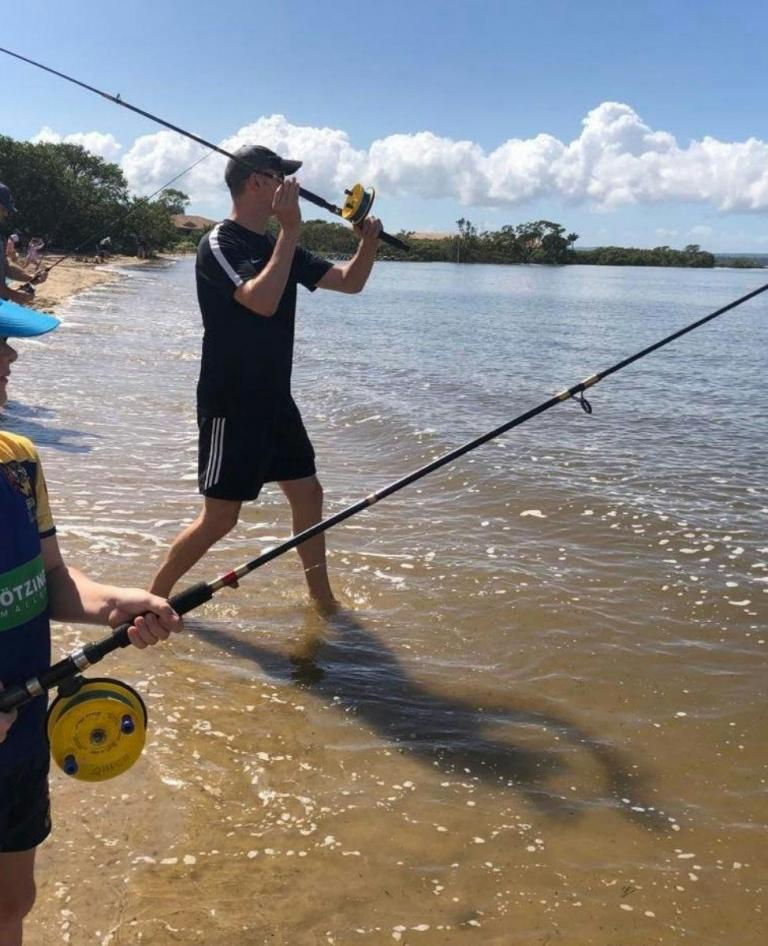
[151,145,381,609]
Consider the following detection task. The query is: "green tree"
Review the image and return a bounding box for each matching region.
[455,217,480,262]
[157,188,190,215]
[0,134,189,257]
[512,221,543,263]
[0,135,130,248]
[535,221,578,264]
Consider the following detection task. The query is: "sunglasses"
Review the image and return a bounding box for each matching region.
[254,169,285,183]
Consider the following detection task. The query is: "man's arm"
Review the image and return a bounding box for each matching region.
[316,217,382,294]
[41,534,181,648]
[234,179,302,317]
[234,227,299,316]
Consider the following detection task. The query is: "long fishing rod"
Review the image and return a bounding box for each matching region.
[2,280,766,716]
[0,46,409,253]
[18,150,215,293]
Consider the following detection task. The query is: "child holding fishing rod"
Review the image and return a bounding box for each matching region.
[0,185,47,305]
[150,145,381,611]
[1,182,183,946]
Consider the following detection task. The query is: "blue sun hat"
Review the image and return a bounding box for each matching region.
[0,299,60,337]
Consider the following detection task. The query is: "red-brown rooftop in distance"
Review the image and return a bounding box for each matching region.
[172,214,217,231]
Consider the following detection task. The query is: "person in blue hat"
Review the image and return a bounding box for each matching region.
[0,302,183,943]
[0,182,47,305]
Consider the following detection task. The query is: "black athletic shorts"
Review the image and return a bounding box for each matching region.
[0,750,51,853]
[198,399,316,501]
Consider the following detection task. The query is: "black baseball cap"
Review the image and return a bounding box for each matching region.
[0,182,17,213]
[224,145,302,191]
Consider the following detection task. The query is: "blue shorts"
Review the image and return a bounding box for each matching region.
[0,751,51,852]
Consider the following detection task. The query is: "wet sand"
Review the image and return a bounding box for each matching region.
[24,255,157,311]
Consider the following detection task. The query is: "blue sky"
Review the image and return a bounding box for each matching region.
[2,0,768,251]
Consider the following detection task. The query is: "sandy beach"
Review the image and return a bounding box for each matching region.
[22,255,155,311]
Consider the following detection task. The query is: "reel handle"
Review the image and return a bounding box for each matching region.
[0,582,214,713]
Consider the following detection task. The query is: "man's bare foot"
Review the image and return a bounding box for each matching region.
[310,593,340,616]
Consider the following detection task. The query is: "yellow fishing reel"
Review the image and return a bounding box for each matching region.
[341,183,376,225]
[47,676,147,782]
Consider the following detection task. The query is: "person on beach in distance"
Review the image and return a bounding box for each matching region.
[150,145,381,610]
[0,306,183,945]
[96,236,112,263]
[0,184,47,305]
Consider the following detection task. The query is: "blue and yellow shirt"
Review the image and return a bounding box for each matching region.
[0,431,55,772]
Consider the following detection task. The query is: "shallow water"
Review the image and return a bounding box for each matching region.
[5,258,766,945]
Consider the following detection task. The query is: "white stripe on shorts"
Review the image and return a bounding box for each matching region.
[204,417,226,490]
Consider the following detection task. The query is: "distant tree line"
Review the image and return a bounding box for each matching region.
[382,218,579,264]
[295,218,722,268]
[575,243,715,267]
[713,254,767,269]
[0,135,186,257]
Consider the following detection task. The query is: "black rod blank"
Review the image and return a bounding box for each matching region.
[0,46,409,251]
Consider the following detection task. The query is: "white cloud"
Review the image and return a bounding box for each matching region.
[30,125,122,160]
[688,224,714,240]
[120,130,217,199]
[221,115,367,196]
[31,103,768,214]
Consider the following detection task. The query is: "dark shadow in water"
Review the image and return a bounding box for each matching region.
[188,608,668,831]
[1,404,99,454]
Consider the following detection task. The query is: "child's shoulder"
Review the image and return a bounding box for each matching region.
[0,430,38,463]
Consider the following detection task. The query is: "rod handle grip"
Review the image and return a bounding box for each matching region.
[83,625,131,662]
[88,580,215,657]
[0,583,215,713]
[379,230,409,252]
[80,582,213,663]
[169,581,214,616]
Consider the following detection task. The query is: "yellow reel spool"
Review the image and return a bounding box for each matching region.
[341,183,376,225]
[47,677,147,782]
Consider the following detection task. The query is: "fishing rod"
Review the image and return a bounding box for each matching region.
[0,46,409,253]
[2,279,766,728]
[17,149,215,293]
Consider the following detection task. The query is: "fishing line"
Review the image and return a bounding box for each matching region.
[0,46,409,252]
[1,280,765,720]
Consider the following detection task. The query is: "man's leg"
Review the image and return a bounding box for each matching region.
[278,475,336,608]
[0,848,37,946]
[150,497,241,598]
